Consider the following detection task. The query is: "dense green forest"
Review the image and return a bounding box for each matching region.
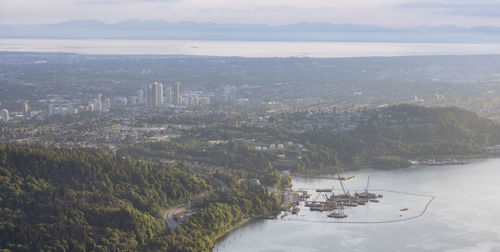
[148,187,281,251]
[0,144,210,251]
[120,138,290,188]
[299,105,500,170]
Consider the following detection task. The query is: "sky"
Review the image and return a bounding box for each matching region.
[1,0,500,27]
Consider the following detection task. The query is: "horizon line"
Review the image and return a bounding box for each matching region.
[2,19,500,30]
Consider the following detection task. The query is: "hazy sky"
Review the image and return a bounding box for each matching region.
[1,0,500,27]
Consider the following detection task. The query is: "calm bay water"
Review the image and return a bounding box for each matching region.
[215,159,500,252]
[2,39,500,58]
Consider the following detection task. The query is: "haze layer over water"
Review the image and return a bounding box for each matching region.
[2,39,500,57]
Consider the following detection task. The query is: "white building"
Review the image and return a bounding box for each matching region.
[23,102,30,119]
[127,96,137,106]
[93,98,102,113]
[49,103,55,115]
[137,89,145,104]
[104,98,111,112]
[115,97,128,107]
[159,82,164,104]
[1,109,9,122]
[223,86,234,102]
[165,87,173,105]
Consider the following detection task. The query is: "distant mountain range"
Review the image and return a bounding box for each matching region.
[1,20,500,42]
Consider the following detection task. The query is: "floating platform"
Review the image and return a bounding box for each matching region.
[316,189,333,192]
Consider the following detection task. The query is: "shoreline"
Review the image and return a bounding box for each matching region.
[289,151,500,178]
[213,212,281,248]
[213,218,252,247]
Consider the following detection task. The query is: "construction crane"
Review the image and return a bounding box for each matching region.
[314,192,322,201]
[364,176,371,193]
[337,174,348,194]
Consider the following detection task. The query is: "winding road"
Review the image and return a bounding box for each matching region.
[213,177,228,190]
[163,203,191,232]
[164,177,229,232]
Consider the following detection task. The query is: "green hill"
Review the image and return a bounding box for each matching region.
[0,145,209,251]
[300,105,500,170]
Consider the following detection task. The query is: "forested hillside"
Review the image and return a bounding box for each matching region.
[300,105,500,169]
[122,105,500,173]
[148,187,281,251]
[0,145,209,251]
[120,138,290,188]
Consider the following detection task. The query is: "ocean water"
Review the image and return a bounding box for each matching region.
[2,39,500,58]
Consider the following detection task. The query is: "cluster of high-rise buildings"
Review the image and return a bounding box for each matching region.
[1,102,31,122]
[3,80,237,122]
[136,81,210,107]
[44,81,203,117]
[2,80,219,122]
[47,94,111,116]
[6,81,219,120]
[88,94,111,113]
[138,81,183,107]
[45,82,186,118]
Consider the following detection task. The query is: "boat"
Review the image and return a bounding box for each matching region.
[377,194,383,198]
[369,199,379,203]
[328,211,348,218]
[355,192,378,199]
[400,208,409,211]
[339,175,355,181]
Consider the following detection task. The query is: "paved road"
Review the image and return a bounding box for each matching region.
[163,178,227,232]
[163,203,190,232]
[213,178,228,191]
